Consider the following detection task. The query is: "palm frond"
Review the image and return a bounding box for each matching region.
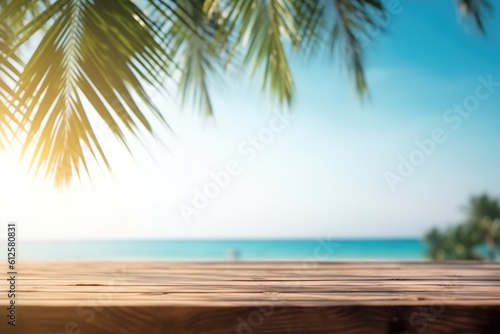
[330,0,385,97]
[3,0,172,186]
[0,23,21,150]
[171,0,219,116]
[210,0,324,106]
[457,0,493,33]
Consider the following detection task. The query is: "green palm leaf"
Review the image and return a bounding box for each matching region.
[209,0,325,106]
[330,0,384,97]
[170,0,220,116]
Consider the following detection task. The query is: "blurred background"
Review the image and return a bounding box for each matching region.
[0,0,499,261]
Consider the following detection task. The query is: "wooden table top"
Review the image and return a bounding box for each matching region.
[1,261,500,333]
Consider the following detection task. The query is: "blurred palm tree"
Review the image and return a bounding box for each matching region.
[0,0,494,185]
[425,225,483,260]
[480,217,500,260]
[464,193,500,260]
[464,193,500,223]
[425,194,500,260]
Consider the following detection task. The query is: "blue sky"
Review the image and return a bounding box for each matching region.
[1,1,499,240]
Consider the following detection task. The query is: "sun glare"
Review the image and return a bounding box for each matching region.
[0,152,29,199]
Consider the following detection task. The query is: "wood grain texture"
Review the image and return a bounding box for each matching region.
[1,262,499,333]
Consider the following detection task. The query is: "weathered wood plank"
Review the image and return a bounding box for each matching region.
[1,262,499,333]
[2,306,500,334]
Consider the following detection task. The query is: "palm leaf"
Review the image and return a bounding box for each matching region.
[330,0,385,97]
[457,0,493,33]
[3,0,172,186]
[0,23,21,150]
[169,0,220,116]
[215,0,324,106]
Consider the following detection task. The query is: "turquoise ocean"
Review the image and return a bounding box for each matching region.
[17,239,427,261]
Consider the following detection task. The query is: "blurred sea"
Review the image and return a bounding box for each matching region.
[16,239,426,261]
